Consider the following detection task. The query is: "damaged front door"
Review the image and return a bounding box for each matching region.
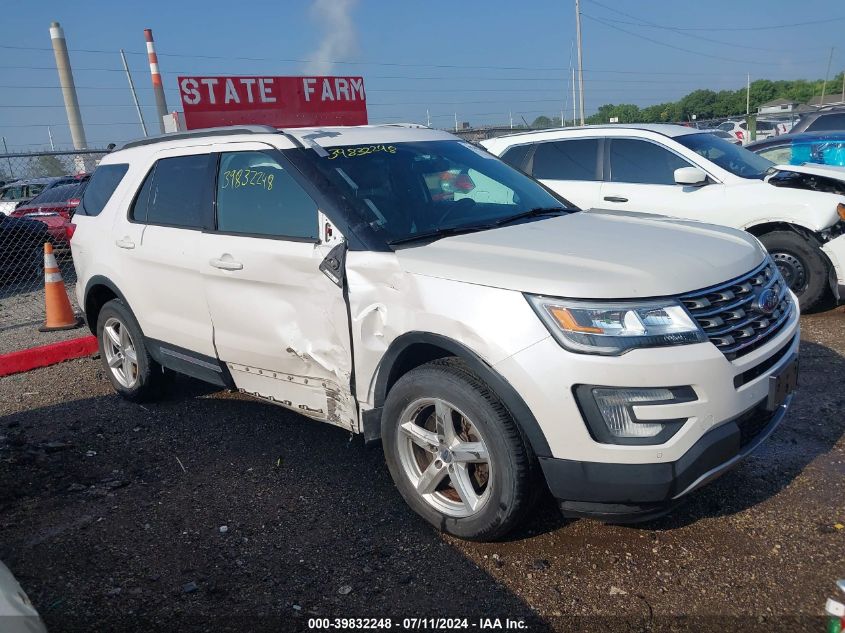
[200,145,356,430]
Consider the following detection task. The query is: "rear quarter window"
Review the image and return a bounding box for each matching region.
[78,164,129,217]
[532,139,600,181]
[499,144,532,171]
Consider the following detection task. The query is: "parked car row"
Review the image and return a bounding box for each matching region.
[67,123,805,541]
[0,175,87,286]
[0,174,87,216]
[707,107,845,147]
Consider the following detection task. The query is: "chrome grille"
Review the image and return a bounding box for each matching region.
[680,258,793,360]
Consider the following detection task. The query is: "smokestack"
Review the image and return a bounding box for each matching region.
[144,28,168,133]
[49,21,87,149]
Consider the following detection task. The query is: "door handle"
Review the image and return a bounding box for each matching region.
[209,257,243,271]
[115,237,135,249]
[603,196,628,203]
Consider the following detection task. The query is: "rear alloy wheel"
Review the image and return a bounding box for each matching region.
[102,317,139,389]
[760,230,829,312]
[382,358,537,541]
[96,299,163,402]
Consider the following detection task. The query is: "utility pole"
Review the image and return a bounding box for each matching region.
[2,137,12,178]
[144,29,168,133]
[49,21,87,150]
[426,109,431,127]
[574,0,586,125]
[121,49,148,137]
[821,47,834,107]
[454,112,458,132]
[47,126,55,150]
[746,73,750,115]
[509,110,513,129]
[571,67,577,126]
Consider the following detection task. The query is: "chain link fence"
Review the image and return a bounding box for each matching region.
[0,150,107,354]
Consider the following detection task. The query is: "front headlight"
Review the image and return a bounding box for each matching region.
[525,295,706,355]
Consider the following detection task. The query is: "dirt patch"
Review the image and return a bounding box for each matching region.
[1,310,843,632]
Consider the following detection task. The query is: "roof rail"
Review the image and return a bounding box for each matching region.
[120,125,279,150]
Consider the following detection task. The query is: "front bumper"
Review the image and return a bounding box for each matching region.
[493,291,800,519]
[542,393,793,521]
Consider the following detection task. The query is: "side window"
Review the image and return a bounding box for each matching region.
[79,164,129,217]
[216,151,318,240]
[609,139,691,185]
[1,187,21,200]
[499,144,532,171]
[807,114,845,132]
[131,155,211,228]
[130,165,155,222]
[531,139,600,181]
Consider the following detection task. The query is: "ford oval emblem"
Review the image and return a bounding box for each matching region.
[756,288,778,315]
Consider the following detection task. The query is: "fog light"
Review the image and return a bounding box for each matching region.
[574,385,696,445]
[592,388,674,438]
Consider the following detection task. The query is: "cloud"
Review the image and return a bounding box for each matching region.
[303,0,359,76]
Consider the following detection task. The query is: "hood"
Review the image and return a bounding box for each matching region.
[766,163,845,198]
[771,163,845,181]
[396,210,765,299]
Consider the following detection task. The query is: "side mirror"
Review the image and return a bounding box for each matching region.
[674,167,708,186]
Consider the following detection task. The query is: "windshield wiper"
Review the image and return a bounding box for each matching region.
[492,207,567,227]
[388,223,496,246]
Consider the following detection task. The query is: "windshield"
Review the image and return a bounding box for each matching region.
[676,133,773,179]
[295,140,571,245]
[25,182,87,206]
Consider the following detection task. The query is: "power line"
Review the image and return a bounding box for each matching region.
[0,41,833,72]
[0,61,784,79]
[583,2,845,32]
[582,14,832,66]
[584,6,829,53]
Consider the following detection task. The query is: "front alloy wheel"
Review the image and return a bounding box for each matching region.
[397,398,492,517]
[381,358,538,541]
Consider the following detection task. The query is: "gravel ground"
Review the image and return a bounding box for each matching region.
[0,314,87,356]
[0,309,843,632]
[1,252,80,354]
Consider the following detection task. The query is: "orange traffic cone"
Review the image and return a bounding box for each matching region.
[39,242,83,332]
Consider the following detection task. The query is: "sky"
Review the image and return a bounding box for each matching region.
[0,0,843,151]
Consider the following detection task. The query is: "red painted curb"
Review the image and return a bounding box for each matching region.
[0,336,98,378]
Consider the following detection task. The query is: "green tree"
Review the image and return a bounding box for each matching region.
[31,154,66,177]
[528,72,844,128]
[531,115,555,129]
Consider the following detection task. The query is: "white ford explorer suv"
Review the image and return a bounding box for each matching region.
[71,124,799,540]
[482,125,845,312]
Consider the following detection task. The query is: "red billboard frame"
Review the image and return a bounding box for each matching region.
[177,76,368,129]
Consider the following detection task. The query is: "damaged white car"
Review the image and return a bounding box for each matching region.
[71,125,799,540]
[483,125,845,311]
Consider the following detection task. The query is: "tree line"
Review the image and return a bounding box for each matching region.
[532,74,845,128]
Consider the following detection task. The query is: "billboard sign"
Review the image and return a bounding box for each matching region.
[177,76,368,129]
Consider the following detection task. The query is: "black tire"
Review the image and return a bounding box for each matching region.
[96,299,163,402]
[759,230,829,312]
[381,358,538,541]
